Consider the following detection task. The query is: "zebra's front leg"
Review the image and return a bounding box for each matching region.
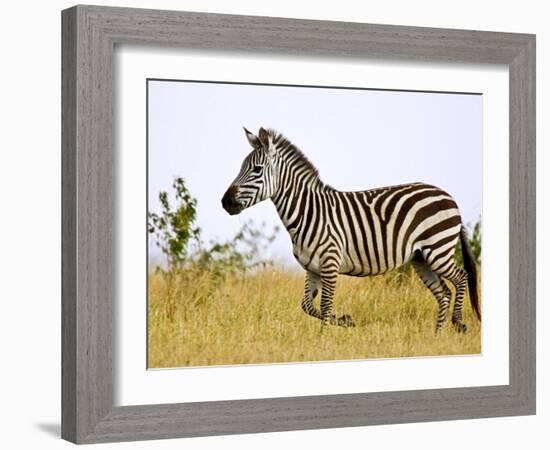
[319,267,356,329]
[302,270,355,328]
[301,271,322,320]
[320,272,336,329]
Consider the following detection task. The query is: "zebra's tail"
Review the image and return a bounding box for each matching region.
[460,225,481,321]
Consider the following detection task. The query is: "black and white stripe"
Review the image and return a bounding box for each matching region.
[222,127,481,332]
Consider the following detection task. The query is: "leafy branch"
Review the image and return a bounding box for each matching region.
[148,177,278,277]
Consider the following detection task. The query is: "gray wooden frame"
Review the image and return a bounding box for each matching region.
[61,4,536,444]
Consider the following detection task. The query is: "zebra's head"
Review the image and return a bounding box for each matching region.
[222,127,278,215]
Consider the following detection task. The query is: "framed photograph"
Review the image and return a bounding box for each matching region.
[62,5,536,444]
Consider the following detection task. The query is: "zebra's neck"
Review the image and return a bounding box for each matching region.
[269,137,329,230]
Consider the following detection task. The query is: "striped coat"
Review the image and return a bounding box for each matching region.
[222,127,480,332]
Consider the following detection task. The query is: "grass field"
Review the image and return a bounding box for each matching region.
[148,266,481,368]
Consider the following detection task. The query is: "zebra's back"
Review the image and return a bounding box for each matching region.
[332,182,462,276]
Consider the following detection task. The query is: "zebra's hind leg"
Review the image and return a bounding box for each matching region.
[411,253,452,333]
[441,265,469,333]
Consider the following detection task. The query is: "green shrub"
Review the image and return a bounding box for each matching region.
[148,177,278,277]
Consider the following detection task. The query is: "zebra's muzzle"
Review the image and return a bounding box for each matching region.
[221,187,243,215]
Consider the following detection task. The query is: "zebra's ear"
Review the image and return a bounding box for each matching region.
[244,127,261,148]
[258,127,275,156]
[258,127,269,145]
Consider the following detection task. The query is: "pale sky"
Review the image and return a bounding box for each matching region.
[148,80,482,268]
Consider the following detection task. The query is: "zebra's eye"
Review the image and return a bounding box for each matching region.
[251,165,263,174]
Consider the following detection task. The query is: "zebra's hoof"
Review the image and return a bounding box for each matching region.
[337,314,356,328]
[454,323,468,333]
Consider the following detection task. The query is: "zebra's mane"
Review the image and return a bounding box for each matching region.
[267,129,328,188]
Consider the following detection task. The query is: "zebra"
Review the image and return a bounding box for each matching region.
[221,127,481,332]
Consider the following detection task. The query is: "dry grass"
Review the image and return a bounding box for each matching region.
[148,267,480,368]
